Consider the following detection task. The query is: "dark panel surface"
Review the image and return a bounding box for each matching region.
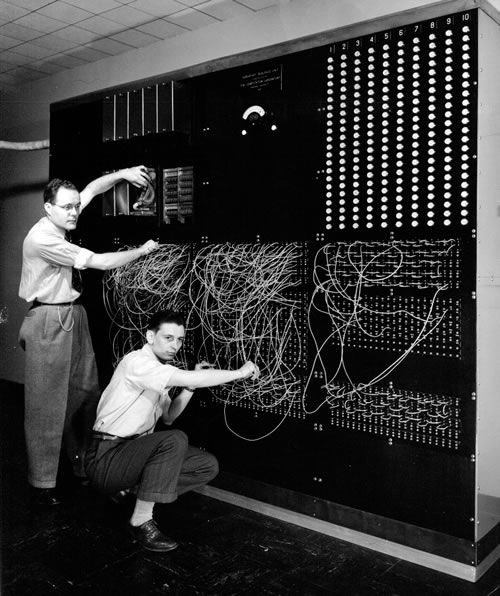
[49,9,479,544]
[158,81,173,132]
[115,92,128,140]
[143,85,157,135]
[193,50,325,242]
[129,88,143,138]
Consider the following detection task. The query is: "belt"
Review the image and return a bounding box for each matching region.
[92,431,139,441]
[31,298,81,309]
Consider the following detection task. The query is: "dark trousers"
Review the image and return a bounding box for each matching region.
[18,304,100,488]
[85,430,219,503]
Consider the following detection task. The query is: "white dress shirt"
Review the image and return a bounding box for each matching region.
[19,217,94,303]
[94,344,178,437]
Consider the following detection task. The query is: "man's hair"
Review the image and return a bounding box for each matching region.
[43,178,78,204]
[147,310,186,332]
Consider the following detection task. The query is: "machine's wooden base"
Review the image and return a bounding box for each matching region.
[196,485,500,583]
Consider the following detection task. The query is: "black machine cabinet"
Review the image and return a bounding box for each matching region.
[50,6,496,573]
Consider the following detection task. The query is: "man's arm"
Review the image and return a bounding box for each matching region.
[80,166,151,210]
[162,361,260,425]
[162,388,195,425]
[87,239,158,270]
[168,361,259,390]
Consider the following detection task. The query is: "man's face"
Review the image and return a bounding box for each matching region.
[44,187,81,232]
[147,322,185,363]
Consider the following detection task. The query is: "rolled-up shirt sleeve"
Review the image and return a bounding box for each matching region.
[73,247,94,270]
[36,236,94,270]
[127,359,176,393]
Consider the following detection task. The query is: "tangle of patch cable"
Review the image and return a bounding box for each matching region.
[303,240,457,430]
[103,240,458,439]
[103,244,192,358]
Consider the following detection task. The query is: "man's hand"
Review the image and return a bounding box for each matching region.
[123,166,151,188]
[139,240,159,257]
[238,361,260,380]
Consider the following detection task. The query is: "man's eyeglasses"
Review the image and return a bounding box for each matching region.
[53,203,81,213]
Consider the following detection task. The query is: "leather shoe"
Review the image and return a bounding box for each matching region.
[31,487,61,507]
[110,488,134,505]
[129,520,178,552]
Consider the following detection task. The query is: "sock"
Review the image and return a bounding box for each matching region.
[130,499,155,527]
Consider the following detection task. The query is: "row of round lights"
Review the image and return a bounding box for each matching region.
[325,21,473,231]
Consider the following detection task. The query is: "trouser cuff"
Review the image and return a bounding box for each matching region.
[29,479,57,489]
[138,490,177,504]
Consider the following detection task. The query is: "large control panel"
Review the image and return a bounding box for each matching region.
[50,8,479,543]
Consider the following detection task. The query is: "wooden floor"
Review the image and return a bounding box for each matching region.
[2,380,500,595]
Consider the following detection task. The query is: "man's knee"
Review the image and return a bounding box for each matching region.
[162,429,189,454]
[205,452,219,483]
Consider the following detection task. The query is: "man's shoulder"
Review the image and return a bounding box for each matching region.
[115,346,176,388]
[24,217,44,237]
[119,346,151,367]
[24,217,58,245]
[120,348,144,363]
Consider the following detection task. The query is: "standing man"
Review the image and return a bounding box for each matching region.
[85,310,260,552]
[18,166,159,506]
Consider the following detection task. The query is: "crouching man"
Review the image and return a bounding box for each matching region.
[85,309,259,552]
